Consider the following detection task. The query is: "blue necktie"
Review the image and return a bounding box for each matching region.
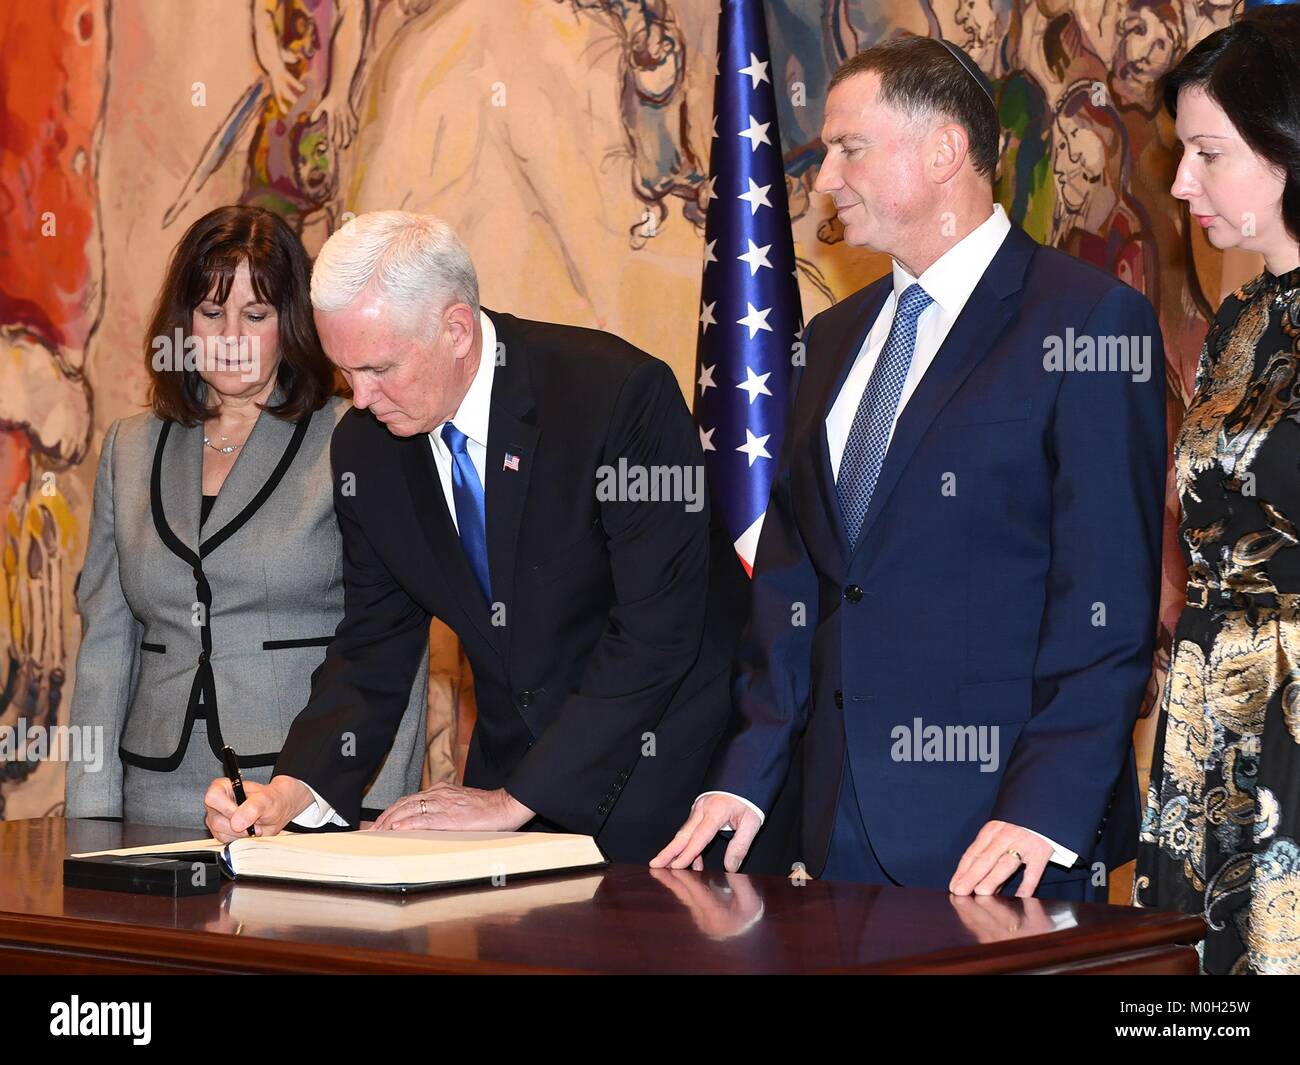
[441,422,491,603]
[837,283,934,547]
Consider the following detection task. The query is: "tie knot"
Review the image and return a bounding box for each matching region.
[896,283,933,322]
[441,421,470,454]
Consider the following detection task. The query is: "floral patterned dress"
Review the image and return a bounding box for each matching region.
[1134,265,1300,974]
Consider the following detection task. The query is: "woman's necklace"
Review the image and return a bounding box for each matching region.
[203,425,252,454]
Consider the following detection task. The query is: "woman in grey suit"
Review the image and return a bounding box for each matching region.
[65,205,429,830]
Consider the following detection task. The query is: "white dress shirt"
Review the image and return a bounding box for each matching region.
[428,310,497,531]
[290,311,498,830]
[699,205,1079,871]
[825,203,1011,477]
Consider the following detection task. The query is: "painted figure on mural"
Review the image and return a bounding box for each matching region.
[244,0,360,225]
[0,0,103,817]
[1049,79,1158,301]
[164,0,371,246]
[931,0,1009,75]
[1017,0,1184,115]
[566,1,707,244]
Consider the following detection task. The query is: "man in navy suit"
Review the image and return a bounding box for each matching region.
[202,211,749,863]
[653,36,1167,900]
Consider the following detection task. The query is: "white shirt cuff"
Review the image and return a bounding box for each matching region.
[694,791,766,830]
[1024,827,1078,868]
[288,783,349,829]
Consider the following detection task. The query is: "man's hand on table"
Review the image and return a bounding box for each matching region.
[949,820,1055,897]
[650,794,761,872]
[369,783,534,831]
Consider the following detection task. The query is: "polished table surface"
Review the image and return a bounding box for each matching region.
[0,818,1205,974]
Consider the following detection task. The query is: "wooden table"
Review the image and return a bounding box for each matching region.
[0,818,1205,974]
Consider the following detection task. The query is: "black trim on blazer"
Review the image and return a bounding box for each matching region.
[120,415,311,774]
[140,642,166,653]
[262,636,334,650]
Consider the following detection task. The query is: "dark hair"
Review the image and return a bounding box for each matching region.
[145,205,334,425]
[1161,6,1300,243]
[828,35,1000,178]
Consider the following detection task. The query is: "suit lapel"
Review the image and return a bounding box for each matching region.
[801,282,893,571]
[157,419,204,557]
[846,226,1036,558]
[482,311,539,665]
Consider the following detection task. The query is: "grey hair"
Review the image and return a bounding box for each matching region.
[310,211,480,334]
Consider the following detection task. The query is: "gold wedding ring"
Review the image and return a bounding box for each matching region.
[1007,849,1022,862]
[420,798,428,816]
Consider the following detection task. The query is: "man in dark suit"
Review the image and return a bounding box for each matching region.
[653,37,1167,900]
[203,211,747,863]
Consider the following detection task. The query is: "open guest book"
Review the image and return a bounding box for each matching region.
[67,830,609,894]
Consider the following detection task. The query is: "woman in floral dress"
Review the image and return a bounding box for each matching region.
[1134,7,1300,974]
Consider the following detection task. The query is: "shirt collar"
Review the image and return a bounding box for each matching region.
[435,310,496,448]
[890,202,1011,316]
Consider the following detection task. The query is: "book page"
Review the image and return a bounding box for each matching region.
[70,833,296,859]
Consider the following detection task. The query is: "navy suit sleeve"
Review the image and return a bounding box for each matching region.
[989,283,1167,856]
[704,327,818,815]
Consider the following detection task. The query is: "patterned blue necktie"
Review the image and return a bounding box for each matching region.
[441,422,491,603]
[837,282,934,547]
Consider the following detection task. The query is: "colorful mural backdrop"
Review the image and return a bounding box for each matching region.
[1,0,1235,822]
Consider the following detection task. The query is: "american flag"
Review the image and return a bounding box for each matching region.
[694,0,802,574]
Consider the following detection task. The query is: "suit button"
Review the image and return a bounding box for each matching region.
[843,585,863,603]
[198,651,208,665]
[833,690,843,709]
[518,690,534,708]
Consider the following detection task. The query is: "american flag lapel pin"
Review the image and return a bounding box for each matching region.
[503,451,521,472]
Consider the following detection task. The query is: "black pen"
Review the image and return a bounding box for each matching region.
[221,745,257,837]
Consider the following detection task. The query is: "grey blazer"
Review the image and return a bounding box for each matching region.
[64,392,429,820]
